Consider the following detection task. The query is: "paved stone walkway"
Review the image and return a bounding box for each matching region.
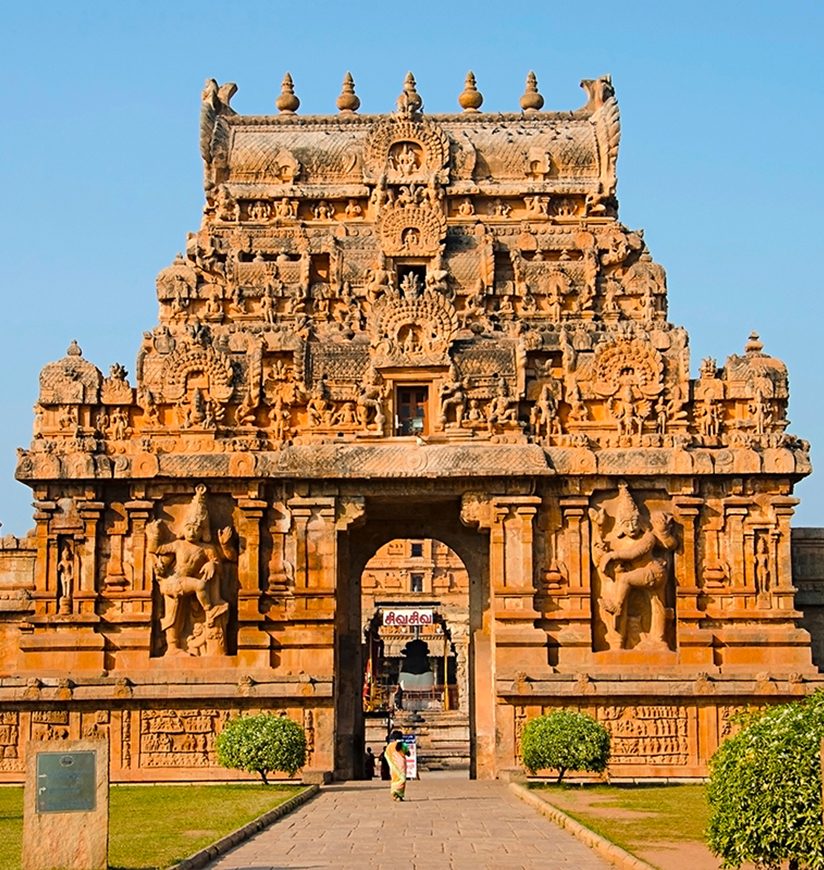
[208,773,612,869]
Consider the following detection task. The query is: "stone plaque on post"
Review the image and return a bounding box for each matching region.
[23,739,109,870]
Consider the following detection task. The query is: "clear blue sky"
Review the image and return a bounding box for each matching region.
[1,1,822,533]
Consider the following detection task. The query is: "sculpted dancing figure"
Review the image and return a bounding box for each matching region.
[590,482,677,650]
[147,484,236,655]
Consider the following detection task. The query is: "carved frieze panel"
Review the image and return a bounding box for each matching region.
[598,705,689,766]
[0,711,21,771]
[138,708,229,768]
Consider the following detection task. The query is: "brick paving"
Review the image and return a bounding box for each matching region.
[207,772,612,869]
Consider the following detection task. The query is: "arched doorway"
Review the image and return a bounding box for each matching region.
[334,496,488,780]
[361,538,471,774]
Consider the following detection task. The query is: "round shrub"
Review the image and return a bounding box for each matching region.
[520,710,611,782]
[707,692,824,869]
[216,713,307,784]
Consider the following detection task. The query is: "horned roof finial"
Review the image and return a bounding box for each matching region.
[458,71,484,113]
[520,71,544,113]
[396,71,423,117]
[337,71,360,114]
[276,73,300,114]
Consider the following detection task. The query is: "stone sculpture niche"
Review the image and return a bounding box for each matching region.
[147,485,237,657]
[589,483,678,651]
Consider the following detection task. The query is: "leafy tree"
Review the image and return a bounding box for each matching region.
[520,710,611,783]
[216,713,307,784]
[707,692,824,869]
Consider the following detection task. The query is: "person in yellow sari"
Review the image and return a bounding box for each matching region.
[384,730,410,801]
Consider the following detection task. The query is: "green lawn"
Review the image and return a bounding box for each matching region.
[530,783,710,855]
[0,783,305,870]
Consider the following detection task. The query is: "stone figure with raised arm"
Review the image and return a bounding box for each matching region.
[589,482,677,650]
[147,484,236,655]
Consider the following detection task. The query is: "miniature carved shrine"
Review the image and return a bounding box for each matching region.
[0,70,818,782]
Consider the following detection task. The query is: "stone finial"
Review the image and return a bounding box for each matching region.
[745,331,764,355]
[520,71,544,112]
[396,72,423,117]
[276,73,300,114]
[458,71,483,113]
[67,340,83,357]
[336,72,361,114]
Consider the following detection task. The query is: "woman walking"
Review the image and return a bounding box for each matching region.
[384,729,410,801]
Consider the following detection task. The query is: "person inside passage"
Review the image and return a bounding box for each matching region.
[384,730,410,802]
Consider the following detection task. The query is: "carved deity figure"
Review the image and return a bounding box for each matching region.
[57,543,74,615]
[486,378,519,431]
[147,485,235,656]
[589,484,677,651]
[356,368,387,432]
[439,363,466,429]
[530,383,560,440]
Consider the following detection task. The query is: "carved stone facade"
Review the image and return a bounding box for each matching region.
[0,71,819,781]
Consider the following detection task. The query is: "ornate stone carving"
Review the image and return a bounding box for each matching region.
[38,341,102,405]
[377,202,447,257]
[368,275,458,367]
[363,115,449,183]
[147,485,236,656]
[589,484,678,651]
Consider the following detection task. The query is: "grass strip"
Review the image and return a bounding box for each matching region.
[530,783,710,856]
[0,783,304,870]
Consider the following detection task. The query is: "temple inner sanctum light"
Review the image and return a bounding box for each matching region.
[0,70,822,781]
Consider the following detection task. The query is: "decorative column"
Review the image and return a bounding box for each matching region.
[672,496,712,666]
[235,495,268,666]
[461,492,544,777]
[555,496,593,666]
[76,500,104,613]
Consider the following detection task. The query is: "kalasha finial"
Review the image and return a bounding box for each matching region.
[276,73,300,114]
[67,340,82,357]
[458,71,483,113]
[745,331,765,355]
[520,71,544,112]
[336,71,361,114]
[396,71,423,116]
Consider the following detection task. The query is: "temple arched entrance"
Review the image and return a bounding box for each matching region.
[334,496,488,780]
[360,537,471,773]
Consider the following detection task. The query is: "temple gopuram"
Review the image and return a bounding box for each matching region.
[0,70,821,781]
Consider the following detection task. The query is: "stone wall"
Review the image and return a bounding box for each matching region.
[793,527,824,668]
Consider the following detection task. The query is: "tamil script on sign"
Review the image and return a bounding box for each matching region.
[383,609,433,626]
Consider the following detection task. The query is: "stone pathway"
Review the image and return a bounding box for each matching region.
[207,772,613,870]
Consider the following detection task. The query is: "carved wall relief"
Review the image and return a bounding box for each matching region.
[0,712,21,771]
[147,485,237,656]
[589,483,678,651]
[138,708,228,768]
[598,705,689,766]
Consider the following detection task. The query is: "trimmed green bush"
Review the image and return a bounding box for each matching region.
[520,710,611,783]
[707,692,824,869]
[216,713,307,784]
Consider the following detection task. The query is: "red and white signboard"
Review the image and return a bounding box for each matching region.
[383,609,434,627]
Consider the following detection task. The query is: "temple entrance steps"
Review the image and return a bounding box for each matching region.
[366,709,471,771]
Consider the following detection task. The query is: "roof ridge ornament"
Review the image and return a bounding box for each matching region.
[276,73,300,115]
[336,71,361,114]
[396,72,423,118]
[520,71,544,113]
[458,71,483,113]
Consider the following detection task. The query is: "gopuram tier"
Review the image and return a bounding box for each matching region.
[0,71,816,782]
